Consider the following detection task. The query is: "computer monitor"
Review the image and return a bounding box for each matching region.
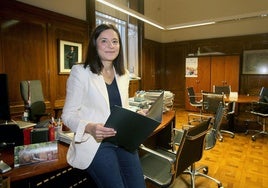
[0,73,11,122]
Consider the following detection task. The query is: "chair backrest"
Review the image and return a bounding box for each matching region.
[259,87,268,103]
[174,118,211,178]
[205,102,224,150]
[213,85,231,95]
[30,101,46,122]
[20,80,45,104]
[202,93,224,114]
[20,80,46,122]
[187,87,199,104]
[251,88,268,114]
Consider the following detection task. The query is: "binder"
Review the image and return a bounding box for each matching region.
[103,92,163,152]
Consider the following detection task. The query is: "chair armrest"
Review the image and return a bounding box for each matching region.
[139,144,175,164]
[188,113,213,119]
[250,111,268,116]
[226,102,235,115]
[173,128,184,147]
[250,101,268,115]
[187,113,214,124]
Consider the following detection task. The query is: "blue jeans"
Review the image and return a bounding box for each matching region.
[86,142,146,188]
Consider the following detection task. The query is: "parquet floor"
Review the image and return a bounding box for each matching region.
[146,108,268,188]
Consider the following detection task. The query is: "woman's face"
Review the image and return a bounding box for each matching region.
[96,29,120,63]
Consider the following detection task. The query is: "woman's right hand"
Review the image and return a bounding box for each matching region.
[85,123,116,142]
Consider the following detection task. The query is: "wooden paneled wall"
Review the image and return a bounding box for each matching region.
[0,1,89,118]
[2,0,268,115]
[141,39,162,90]
[142,34,268,108]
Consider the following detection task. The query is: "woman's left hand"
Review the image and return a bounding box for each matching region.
[136,109,149,116]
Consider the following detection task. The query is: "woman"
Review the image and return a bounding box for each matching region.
[62,24,146,188]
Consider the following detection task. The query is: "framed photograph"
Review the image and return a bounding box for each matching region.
[59,40,82,74]
[243,49,268,74]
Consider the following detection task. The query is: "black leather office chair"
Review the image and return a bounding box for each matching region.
[247,87,268,141]
[201,92,234,141]
[187,87,203,116]
[20,80,50,123]
[213,85,231,95]
[186,103,224,187]
[139,118,213,188]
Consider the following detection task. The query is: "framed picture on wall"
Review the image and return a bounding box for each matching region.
[59,40,82,74]
[185,57,198,77]
[242,49,268,74]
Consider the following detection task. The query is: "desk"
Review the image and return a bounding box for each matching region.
[1,143,69,182]
[226,95,259,103]
[1,110,176,187]
[144,110,176,150]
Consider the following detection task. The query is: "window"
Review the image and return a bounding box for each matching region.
[96,11,139,77]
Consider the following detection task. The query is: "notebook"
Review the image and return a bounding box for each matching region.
[0,120,36,129]
[103,92,163,152]
[14,120,36,129]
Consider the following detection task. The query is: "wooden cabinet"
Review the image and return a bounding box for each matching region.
[129,79,140,97]
[210,56,240,92]
[185,55,240,111]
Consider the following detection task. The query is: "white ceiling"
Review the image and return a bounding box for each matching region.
[143,0,268,42]
[17,0,268,43]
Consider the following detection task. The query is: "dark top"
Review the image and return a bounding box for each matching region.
[106,78,122,112]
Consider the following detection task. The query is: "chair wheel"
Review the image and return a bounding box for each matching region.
[218,137,223,142]
[231,135,235,138]
[203,167,208,174]
[252,136,256,141]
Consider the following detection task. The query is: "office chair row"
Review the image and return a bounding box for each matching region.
[187,86,235,142]
[187,86,268,141]
[140,103,225,188]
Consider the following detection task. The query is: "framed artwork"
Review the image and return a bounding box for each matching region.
[59,40,82,74]
[185,57,198,77]
[242,49,268,74]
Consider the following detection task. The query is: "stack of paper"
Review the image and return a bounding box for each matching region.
[58,132,74,144]
[145,90,174,112]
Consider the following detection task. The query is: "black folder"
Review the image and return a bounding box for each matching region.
[103,92,164,152]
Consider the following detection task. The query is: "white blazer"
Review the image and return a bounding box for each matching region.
[62,64,129,169]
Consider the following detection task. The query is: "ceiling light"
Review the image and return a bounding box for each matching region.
[96,0,268,31]
[167,21,215,30]
[96,0,165,30]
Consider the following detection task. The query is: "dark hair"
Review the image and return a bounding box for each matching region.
[84,24,125,75]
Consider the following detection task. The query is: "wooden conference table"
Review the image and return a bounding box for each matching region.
[1,110,176,186]
[225,94,259,104]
